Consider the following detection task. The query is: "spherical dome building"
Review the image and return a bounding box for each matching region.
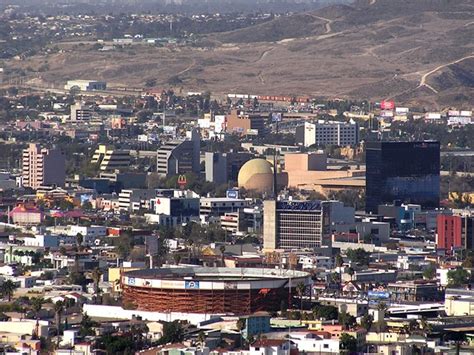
[238,158,274,194]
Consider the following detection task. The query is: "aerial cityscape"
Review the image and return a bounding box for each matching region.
[0,0,473,354]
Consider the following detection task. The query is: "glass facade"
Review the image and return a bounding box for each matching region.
[366,141,440,213]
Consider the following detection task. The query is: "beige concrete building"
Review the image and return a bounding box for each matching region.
[226,109,265,136]
[283,152,365,196]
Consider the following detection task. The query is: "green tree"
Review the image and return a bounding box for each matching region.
[346,248,371,266]
[80,312,99,337]
[157,321,184,345]
[116,232,133,260]
[448,267,471,287]
[97,334,135,353]
[91,268,102,304]
[312,304,338,320]
[360,313,373,331]
[76,233,84,249]
[296,282,306,315]
[338,311,356,330]
[423,263,436,280]
[31,297,45,319]
[335,253,344,268]
[67,271,87,290]
[1,280,17,302]
[340,333,357,353]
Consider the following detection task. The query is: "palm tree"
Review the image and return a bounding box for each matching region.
[31,297,45,319]
[347,267,355,281]
[197,330,206,349]
[91,268,102,304]
[54,301,64,348]
[219,245,226,266]
[236,318,246,332]
[377,302,388,312]
[76,233,84,251]
[295,282,306,317]
[1,280,17,302]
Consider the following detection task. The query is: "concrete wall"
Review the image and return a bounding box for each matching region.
[284,153,327,172]
[83,304,219,324]
[0,320,48,337]
[263,200,277,251]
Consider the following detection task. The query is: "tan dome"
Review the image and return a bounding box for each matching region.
[238,159,274,193]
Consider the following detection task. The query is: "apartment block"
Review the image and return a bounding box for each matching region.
[22,143,65,189]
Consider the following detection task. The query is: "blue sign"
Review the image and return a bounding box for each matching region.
[226,189,239,199]
[368,290,390,299]
[272,113,282,122]
[277,201,322,211]
[80,194,93,204]
[185,280,200,289]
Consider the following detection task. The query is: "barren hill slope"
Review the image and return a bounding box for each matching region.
[9,0,474,107]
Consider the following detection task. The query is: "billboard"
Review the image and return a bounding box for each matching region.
[272,113,282,122]
[425,112,441,120]
[380,100,395,110]
[380,110,394,118]
[368,290,390,299]
[163,125,177,135]
[395,107,409,114]
[214,115,226,134]
[226,189,239,199]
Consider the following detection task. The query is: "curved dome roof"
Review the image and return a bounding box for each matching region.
[238,158,273,189]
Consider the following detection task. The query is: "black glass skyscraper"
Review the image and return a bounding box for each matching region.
[365,141,440,213]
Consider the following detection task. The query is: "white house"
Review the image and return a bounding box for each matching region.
[289,332,340,353]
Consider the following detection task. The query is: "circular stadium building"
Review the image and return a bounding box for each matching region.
[122,267,312,315]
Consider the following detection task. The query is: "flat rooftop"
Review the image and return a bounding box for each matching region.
[124,266,309,281]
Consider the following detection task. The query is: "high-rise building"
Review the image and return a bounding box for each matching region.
[365,141,440,213]
[264,200,324,251]
[70,102,92,121]
[22,143,66,189]
[91,145,130,171]
[296,120,359,147]
[205,152,254,184]
[156,129,200,177]
[264,199,354,251]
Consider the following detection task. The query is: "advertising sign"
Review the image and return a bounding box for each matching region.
[380,100,395,110]
[226,189,239,199]
[272,113,282,122]
[185,280,200,289]
[368,290,390,299]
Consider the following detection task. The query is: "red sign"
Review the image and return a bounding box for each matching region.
[380,100,395,110]
[177,175,187,189]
